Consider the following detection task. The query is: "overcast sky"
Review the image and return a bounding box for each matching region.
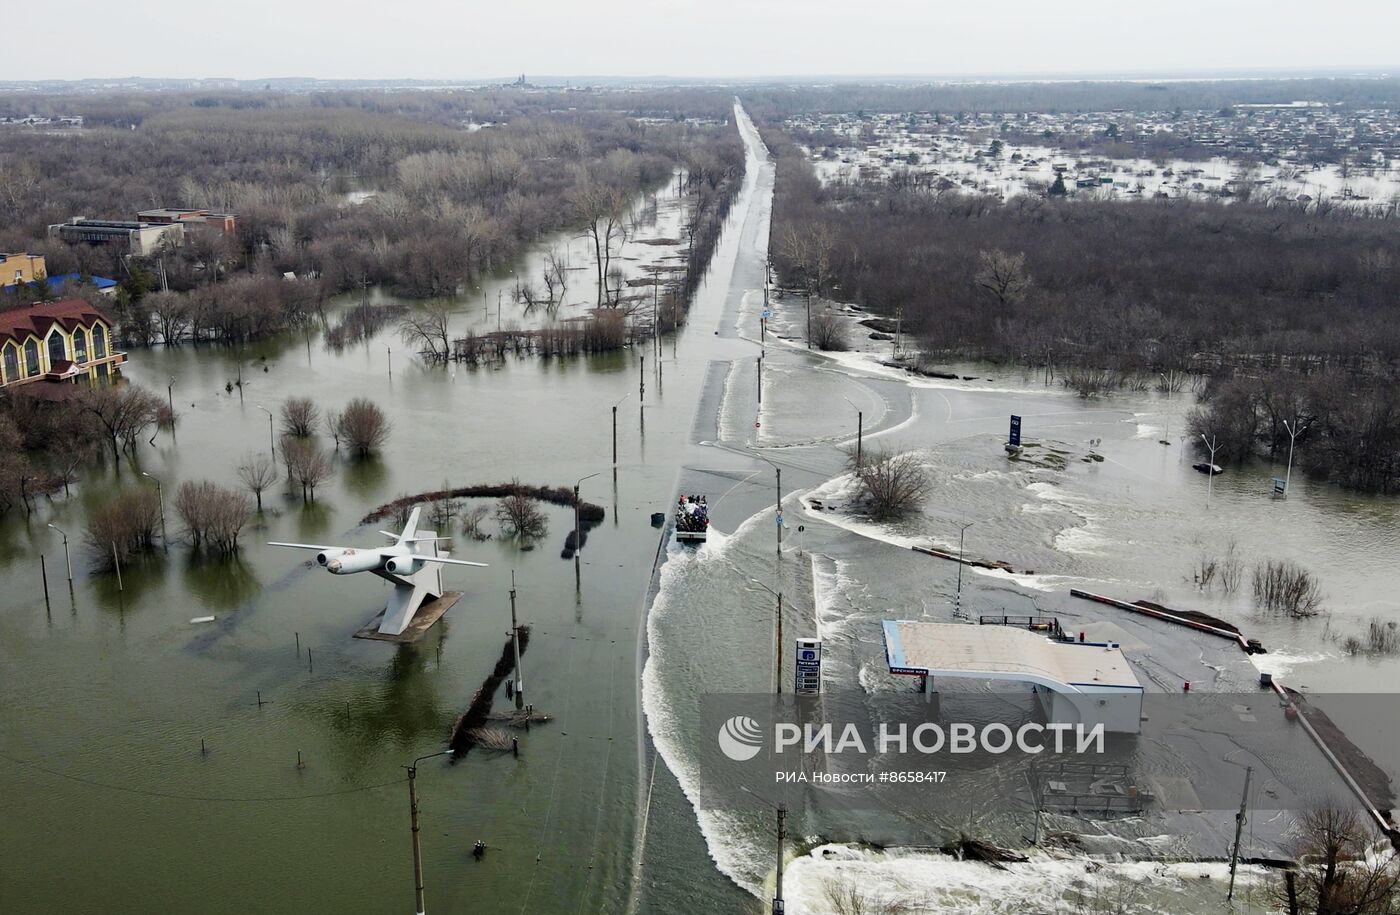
[9,0,1400,82]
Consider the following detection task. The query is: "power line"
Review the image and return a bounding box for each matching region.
[0,751,404,803]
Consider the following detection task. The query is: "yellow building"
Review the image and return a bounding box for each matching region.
[0,299,127,388]
[0,252,46,287]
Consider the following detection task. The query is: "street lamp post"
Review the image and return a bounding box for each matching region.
[48,523,72,582]
[257,403,275,457]
[1200,433,1220,507]
[842,396,863,468]
[612,393,631,466]
[141,472,167,550]
[1282,419,1301,497]
[167,375,176,418]
[954,521,974,619]
[574,472,602,590]
[405,749,454,915]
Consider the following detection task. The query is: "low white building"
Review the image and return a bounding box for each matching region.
[882,620,1144,734]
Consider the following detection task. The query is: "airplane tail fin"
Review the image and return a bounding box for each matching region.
[397,506,421,546]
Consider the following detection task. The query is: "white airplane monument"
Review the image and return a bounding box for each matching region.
[270,506,486,639]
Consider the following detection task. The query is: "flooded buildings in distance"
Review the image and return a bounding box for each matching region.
[48,208,238,256]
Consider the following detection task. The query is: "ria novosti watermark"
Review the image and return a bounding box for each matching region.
[718,715,1104,761]
[692,691,1395,815]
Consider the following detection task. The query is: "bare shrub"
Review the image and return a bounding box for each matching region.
[495,482,548,538]
[822,878,917,915]
[236,452,279,511]
[809,308,849,351]
[1195,540,1243,593]
[461,503,491,540]
[280,397,320,438]
[1368,617,1400,655]
[848,446,932,521]
[1253,559,1324,617]
[84,487,162,566]
[283,437,333,502]
[426,492,458,531]
[332,398,390,456]
[174,480,252,553]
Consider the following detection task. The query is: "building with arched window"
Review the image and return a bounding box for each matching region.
[0,299,126,388]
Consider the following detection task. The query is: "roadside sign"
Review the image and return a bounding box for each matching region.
[795,638,821,694]
[762,309,772,319]
[1009,414,1022,447]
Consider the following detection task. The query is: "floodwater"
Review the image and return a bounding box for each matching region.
[5,96,1398,915]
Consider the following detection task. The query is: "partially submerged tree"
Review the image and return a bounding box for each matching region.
[1253,559,1324,618]
[84,487,162,566]
[79,385,162,462]
[174,480,252,553]
[332,398,390,457]
[400,300,453,363]
[848,446,932,521]
[236,452,279,511]
[280,397,320,438]
[494,482,548,538]
[282,437,333,502]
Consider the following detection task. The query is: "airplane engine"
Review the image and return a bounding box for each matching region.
[327,550,383,574]
[315,548,347,567]
[383,556,422,576]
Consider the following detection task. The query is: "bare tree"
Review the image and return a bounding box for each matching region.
[809,308,849,351]
[461,503,491,540]
[84,487,162,566]
[174,480,252,553]
[283,438,333,502]
[79,385,162,463]
[280,397,320,438]
[400,300,452,363]
[236,452,279,511]
[494,483,548,538]
[332,398,390,456]
[1271,804,1400,915]
[848,446,933,521]
[572,182,629,307]
[974,248,1032,308]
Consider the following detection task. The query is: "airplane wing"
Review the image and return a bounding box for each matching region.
[417,556,489,568]
[380,532,453,542]
[268,541,339,551]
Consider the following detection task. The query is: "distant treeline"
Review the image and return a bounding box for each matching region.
[0,89,740,345]
[741,78,1400,118]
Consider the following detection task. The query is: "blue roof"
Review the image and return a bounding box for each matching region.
[2,273,118,293]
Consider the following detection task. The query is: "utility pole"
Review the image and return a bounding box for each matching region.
[509,573,523,708]
[775,466,782,557]
[955,521,974,619]
[776,591,783,695]
[48,523,72,582]
[574,472,601,592]
[1201,433,1220,507]
[257,404,275,457]
[1282,419,1300,497]
[1228,766,1252,902]
[843,396,863,467]
[167,376,175,419]
[141,472,167,550]
[757,351,763,405]
[387,345,392,378]
[405,750,453,915]
[774,804,787,915]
